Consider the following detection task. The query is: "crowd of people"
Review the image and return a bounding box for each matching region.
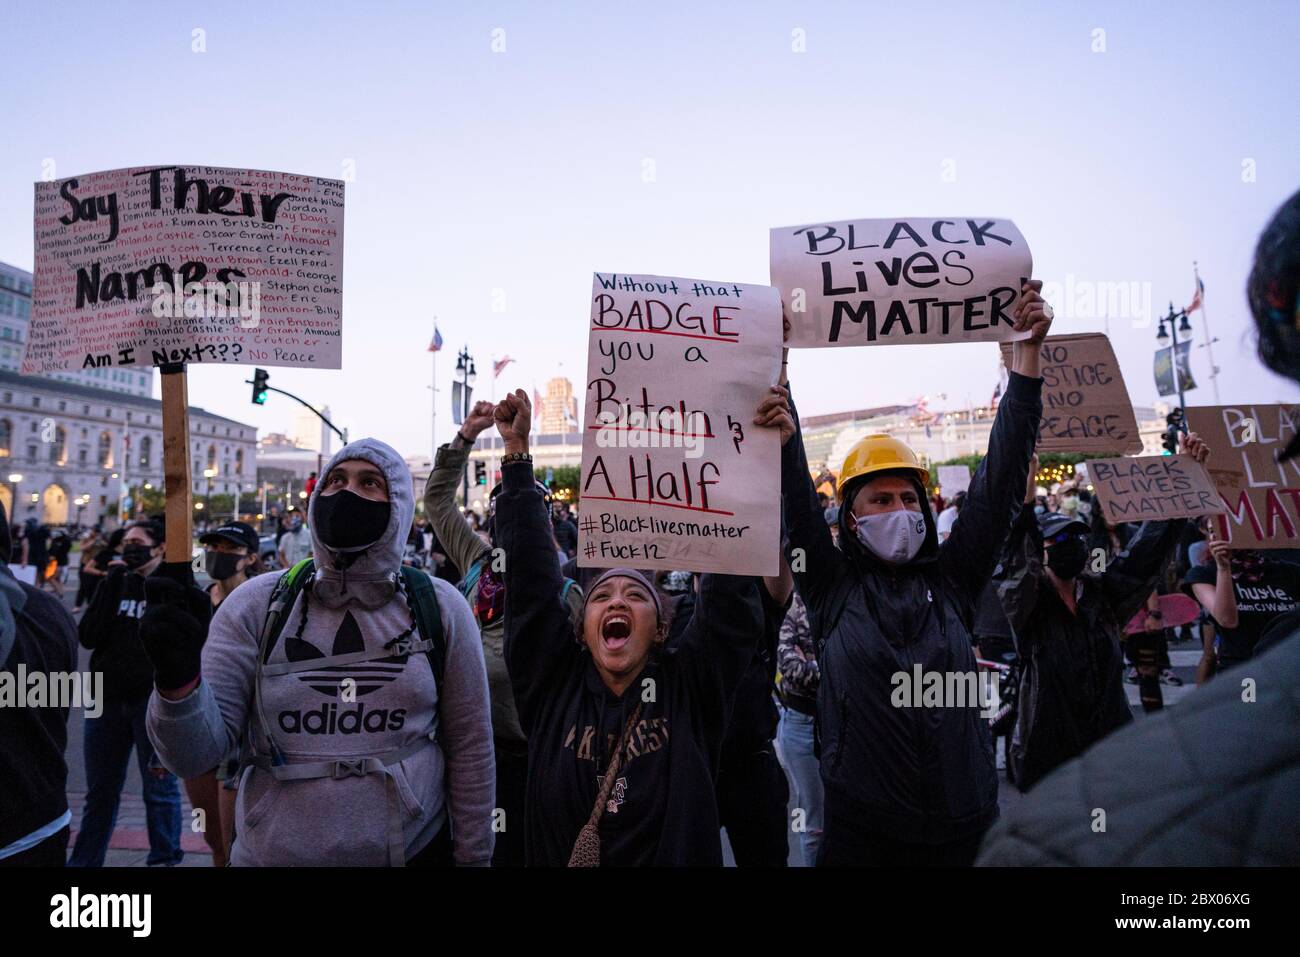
[2,190,1299,867]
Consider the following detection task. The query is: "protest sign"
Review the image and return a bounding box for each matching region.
[770,217,1032,348]
[1184,405,1300,548]
[25,165,344,375]
[578,273,782,575]
[1086,454,1224,523]
[1000,333,1143,454]
[937,464,971,495]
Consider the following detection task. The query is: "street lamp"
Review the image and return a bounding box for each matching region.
[455,346,477,507]
[1156,302,1195,448]
[203,467,217,530]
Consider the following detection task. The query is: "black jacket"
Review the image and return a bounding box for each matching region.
[78,565,154,702]
[781,372,1041,846]
[498,461,762,866]
[996,508,1185,791]
[0,577,79,848]
[978,630,1300,865]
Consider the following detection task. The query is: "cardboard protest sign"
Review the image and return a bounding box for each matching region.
[578,273,782,576]
[999,334,1142,454]
[770,217,1032,348]
[1184,405,1300,549]
[937,465,971,495]
[1086,455,1224,523]
[25,165,344,374]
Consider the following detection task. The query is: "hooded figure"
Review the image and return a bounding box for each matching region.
[780,376,1042,866]
[147,439,495,866]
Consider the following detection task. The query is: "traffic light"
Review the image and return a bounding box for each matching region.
[1161,409,1184,455]
[252,368,269,405]
[475,460,487,485]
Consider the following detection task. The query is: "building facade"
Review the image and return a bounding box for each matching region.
[0,370,257,528]
[538,377,578,435]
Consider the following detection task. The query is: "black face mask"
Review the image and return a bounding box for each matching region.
[313,489,391,551]
[122,543,156,570]
[205,551,244,581]
[1046,537,1088,580]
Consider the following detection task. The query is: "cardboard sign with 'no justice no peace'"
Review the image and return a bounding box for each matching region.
[999,333,1143,455]
[770,217,1033,348]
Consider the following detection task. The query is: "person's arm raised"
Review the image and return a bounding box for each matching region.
[493,389,578,735]
[423,400,497,576]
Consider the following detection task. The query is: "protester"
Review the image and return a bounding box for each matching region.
[669,560,793,867]
[146,440,495,866]
[19,517,50,588]
[996,437,1209,791]
[977,187,1300,866]
[69,518,186,867]
[425,400,584,866]
[552,503,578,559]
[495,389,766,865]
[758,282,1052,865]
[936,490,965,542]
[0,502,81,866]
[47,528,72,598]
[276,508,312,569]
[775,589,823,866]
[1184,540,1300,671]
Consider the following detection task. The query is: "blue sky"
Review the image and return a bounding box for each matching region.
[2,0,1298,456]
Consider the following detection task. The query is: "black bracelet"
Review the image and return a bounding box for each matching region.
[501,451,532,465]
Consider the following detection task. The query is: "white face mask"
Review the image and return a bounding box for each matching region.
[853,509,927,565]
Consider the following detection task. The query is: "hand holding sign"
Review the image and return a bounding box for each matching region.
[1179,430,1211,465]
[754,385,796,447]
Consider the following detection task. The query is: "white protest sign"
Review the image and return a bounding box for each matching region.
[771,217,1033,348]
[25,165,344,374]
[578,272,782,576]
[937,465,971,495]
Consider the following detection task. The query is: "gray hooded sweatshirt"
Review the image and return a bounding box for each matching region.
[147,438,495,865]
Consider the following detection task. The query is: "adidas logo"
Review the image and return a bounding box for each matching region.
[284,610,405,697]
[277,702,407,735]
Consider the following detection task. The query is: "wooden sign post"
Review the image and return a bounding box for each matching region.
[160,364,193,564]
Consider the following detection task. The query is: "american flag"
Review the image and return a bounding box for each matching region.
[428,326,444,352]
[1186,276,1205,315]
[493,356,514,378]
[533,387,545,416]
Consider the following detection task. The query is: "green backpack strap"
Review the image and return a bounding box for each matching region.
[400,565,446,694]
[259,558,316,664]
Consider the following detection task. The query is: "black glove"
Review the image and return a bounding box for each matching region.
[141,572,212,693]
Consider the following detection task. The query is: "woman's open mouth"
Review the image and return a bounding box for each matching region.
[601,613,632,651]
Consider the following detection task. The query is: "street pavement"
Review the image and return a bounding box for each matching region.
[50,565,1200,867]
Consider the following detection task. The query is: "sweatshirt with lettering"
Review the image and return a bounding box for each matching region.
[78,565,155,702]
[147,438,496,866]
[498,460,764,866]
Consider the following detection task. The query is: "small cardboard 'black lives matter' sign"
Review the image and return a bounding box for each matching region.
[1086,454,1225,522]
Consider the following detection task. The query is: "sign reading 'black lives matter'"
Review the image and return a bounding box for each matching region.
[25,165,344,374]
[771,217,1033,348]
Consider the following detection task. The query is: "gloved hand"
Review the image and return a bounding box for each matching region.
[141,573,212,693]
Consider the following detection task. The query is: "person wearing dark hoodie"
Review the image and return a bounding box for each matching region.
[995,437,1210,793]
[494,389,767,866]
[756,281,1052,866]
[0,502,81,866]
[977,187,1300,866]
[425,399,584,866]
[69,517,188,867]
[146,438,496,866]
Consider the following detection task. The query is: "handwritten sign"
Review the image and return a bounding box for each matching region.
[937,465,971,495]
[770,217,1032,348]
[578,273,782,575]
[24,165,344,374]
[1184,405,1300,549]
[1087,455,1224,523]
[1000,334,1142,454]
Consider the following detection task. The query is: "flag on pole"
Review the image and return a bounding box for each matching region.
[533,387,545,418]
[1186,276,1205,315]
[428,326,444,352]
[493,356,514,378]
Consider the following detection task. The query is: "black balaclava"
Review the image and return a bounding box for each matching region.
[313,489,391,553]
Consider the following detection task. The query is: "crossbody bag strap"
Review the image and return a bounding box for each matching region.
[567,701,643,867]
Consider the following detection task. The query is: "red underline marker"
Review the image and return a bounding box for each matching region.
[581,494,735,517]
[586,424,716,439]
[589,326,738,344]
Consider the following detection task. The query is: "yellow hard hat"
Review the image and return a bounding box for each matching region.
[837,433,930,501]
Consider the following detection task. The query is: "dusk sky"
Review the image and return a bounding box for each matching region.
[3,0,1298,456]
